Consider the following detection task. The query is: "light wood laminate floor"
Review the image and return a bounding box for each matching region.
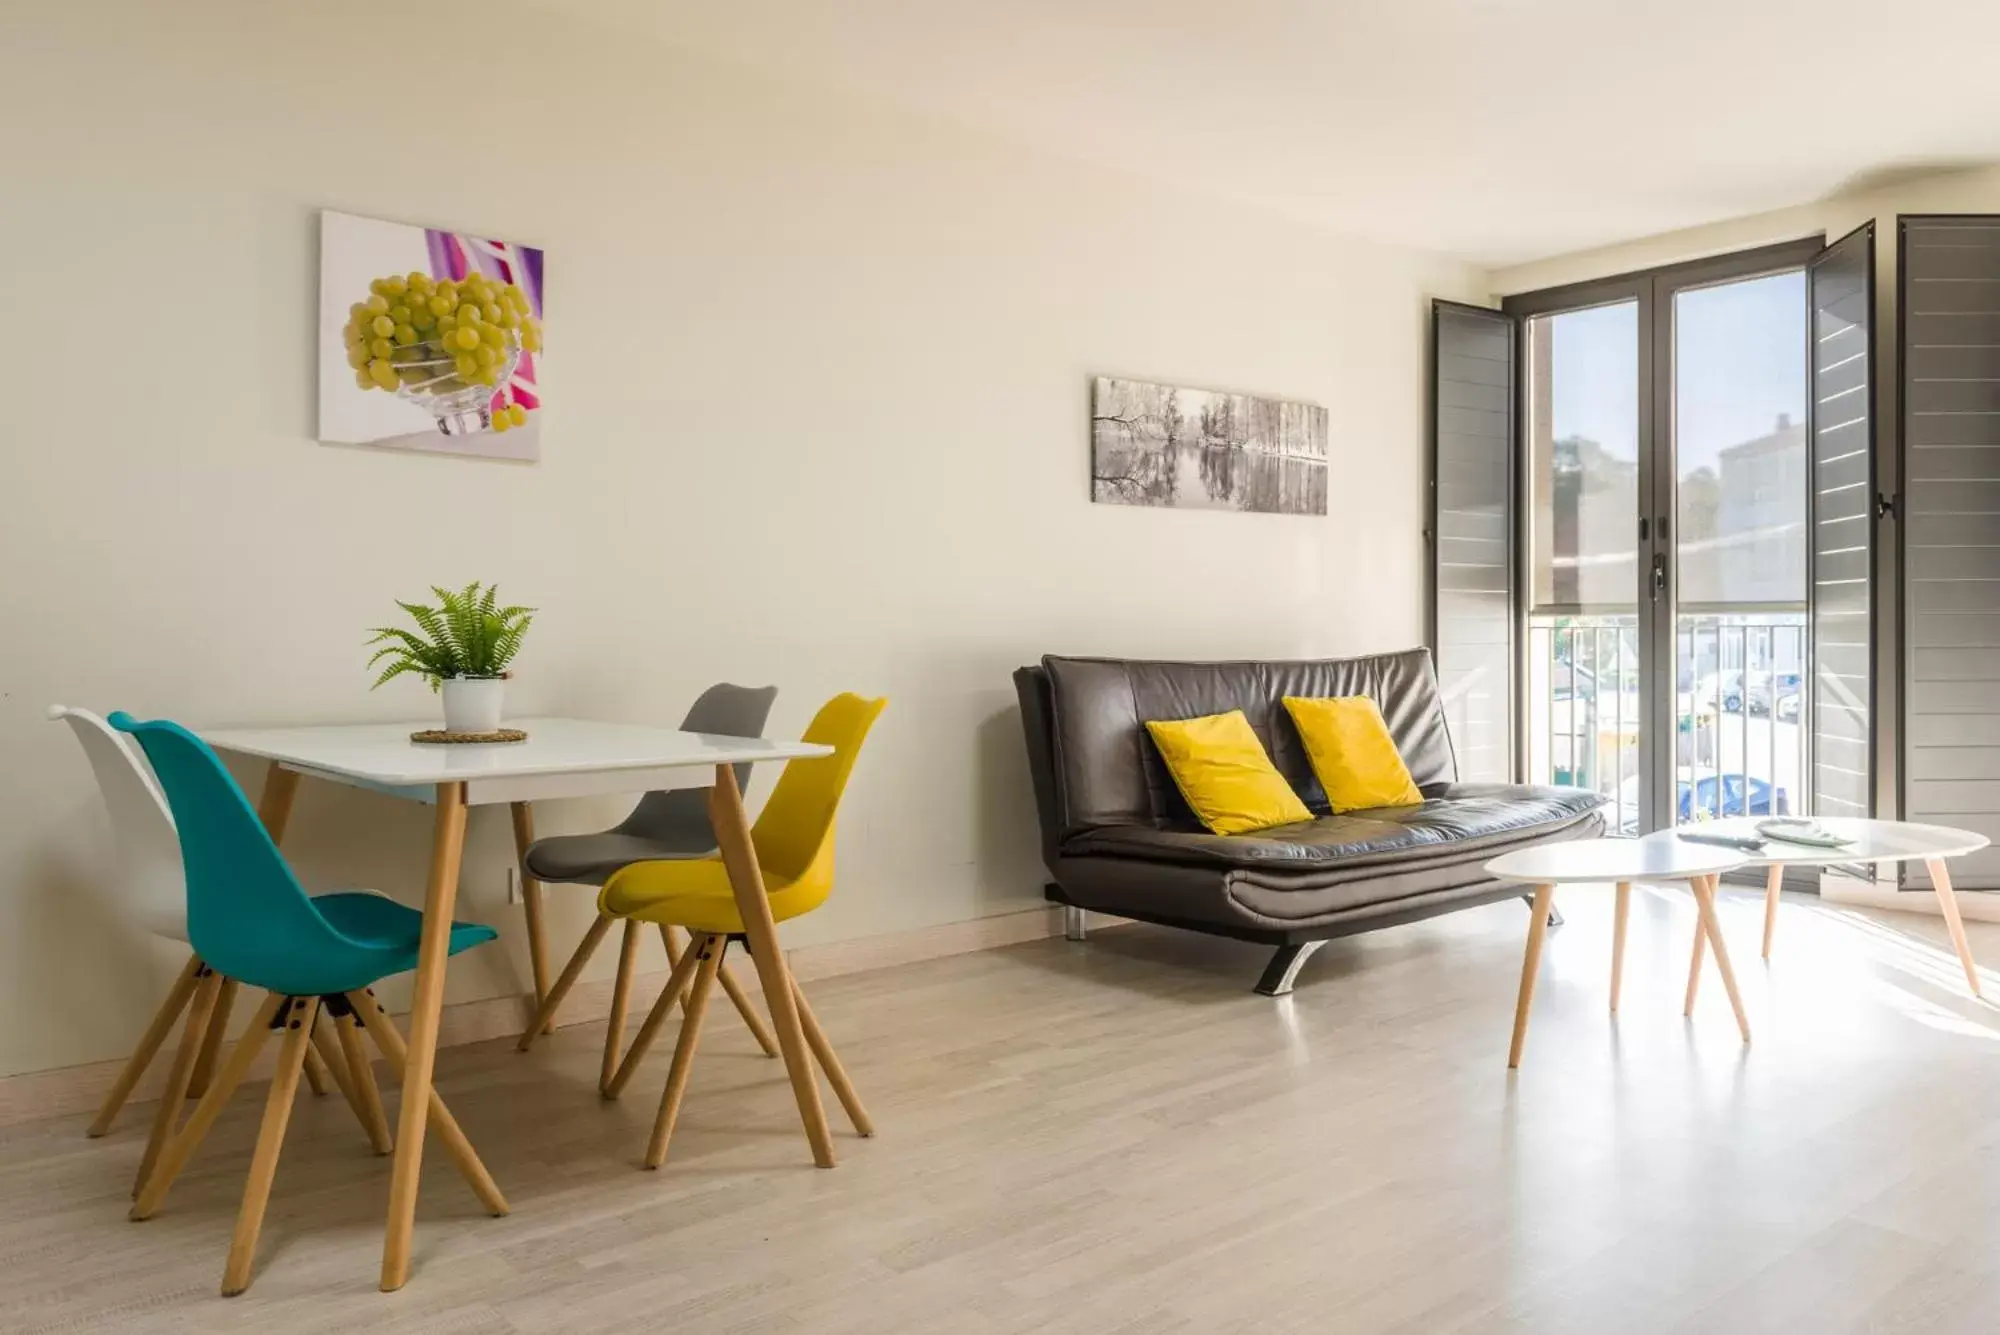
[11,884,2000,1333]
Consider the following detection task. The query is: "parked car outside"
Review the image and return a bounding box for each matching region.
[1694,669,1776,716]
[1614,771,1789,832]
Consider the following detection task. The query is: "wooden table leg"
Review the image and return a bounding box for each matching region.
[509,802,552,1030]
[1926,857,1982,997]
[708,764,835,1166]
[255,763,302,843]
[1684,900,1708,1016]
[1508,884,1556,1069]
[1690,874,1751,1043]
[1761,862,1785,960]
[1609,881,1631,1013]
[380,781,471,1292]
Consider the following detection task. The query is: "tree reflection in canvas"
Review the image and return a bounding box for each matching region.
[1091,376,1327,515]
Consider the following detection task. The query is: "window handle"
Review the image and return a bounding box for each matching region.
[1650,553,1667,603]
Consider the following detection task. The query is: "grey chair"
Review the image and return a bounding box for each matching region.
[515,683,782,1089]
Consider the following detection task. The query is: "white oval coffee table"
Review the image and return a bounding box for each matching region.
[1642,818,1992,1001]
[1486,839,1748,1068]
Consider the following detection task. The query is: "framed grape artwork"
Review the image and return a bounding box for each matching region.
[317,209,545,462]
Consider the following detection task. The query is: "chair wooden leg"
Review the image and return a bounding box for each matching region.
[645,935,724,1169]
[186,977,239,1099]
[307,1019,364,1124]
[510,803,553,1031]
[132,993,287,1220]
[1927,857,1983,997]
[1761,862,1785,960]
[517,914,613,1051]
[336,1012,394,1155]
[600,920,643,1095]
[89,953,203,1138]
[1507,885,1555,1069]
[1691,874,1751,1043]
[793,979,872,1137]
[133,967,223,1198]
[1609,881,1631,1014]
[221,998,316,1297]
[1684,906,1708,1016]
[604,935,710,1099]
[661,926,686,1004]
[345,990,507,1215]
[719,957,781,1059]
[302,1044,332,1097]
[661,924,777,1056]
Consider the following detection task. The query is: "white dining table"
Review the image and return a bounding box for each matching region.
[198,716,834,1292]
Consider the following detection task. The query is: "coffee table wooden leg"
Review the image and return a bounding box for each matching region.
[1761,862,1784,960]
[1609,881,1631,1013]
[1684,903,1708,1016]
[708,764,834,1166]
[1927,857,1982,997]
[380,781,471,1292]
[1508,884,1556,1069]
[1691,874,1750,1043]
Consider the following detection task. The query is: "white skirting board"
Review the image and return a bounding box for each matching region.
[0,904,1070,1129]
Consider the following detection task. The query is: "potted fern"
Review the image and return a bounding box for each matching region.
[366,583,534,733]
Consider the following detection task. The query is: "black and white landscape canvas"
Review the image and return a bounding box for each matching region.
[1091,376,1328,515]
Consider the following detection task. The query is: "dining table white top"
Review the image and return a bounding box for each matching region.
[199,716,831,802]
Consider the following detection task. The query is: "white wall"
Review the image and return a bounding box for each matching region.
[0,0,1483,1078]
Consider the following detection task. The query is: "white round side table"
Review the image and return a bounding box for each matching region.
[1640,818,1992,1002]
[1485,838,1748,1068]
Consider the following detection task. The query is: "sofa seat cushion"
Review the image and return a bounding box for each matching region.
[1058,783,1605,874]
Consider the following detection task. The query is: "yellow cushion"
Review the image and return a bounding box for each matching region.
[1282,696,1425,813]
[598,856,831,935]
[1144,710,1312,835]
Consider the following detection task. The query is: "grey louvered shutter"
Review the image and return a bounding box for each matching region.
[1429,301,1517,783]
[1901,216,2000,888]
[1808,224,1876,824]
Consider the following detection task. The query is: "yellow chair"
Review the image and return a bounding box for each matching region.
[599,692,886,1169]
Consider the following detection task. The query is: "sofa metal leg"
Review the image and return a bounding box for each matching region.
[1523,893,1563,928]
[1254,941,1325,997]
[1062,905,1088,942]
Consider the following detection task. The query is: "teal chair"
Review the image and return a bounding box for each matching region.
[110,713,508,1297]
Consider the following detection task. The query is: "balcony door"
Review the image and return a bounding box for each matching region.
[1441,234,1876,837]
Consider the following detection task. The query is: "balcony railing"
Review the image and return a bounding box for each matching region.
[1528,612,1806,834]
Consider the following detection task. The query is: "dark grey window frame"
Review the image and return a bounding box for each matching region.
[1498,236,1828,834]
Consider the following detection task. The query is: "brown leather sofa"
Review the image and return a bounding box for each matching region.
[1014,649,1607,994]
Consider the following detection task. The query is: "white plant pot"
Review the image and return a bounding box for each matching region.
[441,677,505,734]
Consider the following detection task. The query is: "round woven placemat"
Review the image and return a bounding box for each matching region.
[409,728,529,745]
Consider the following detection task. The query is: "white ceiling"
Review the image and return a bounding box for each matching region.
[571,0,2000,267]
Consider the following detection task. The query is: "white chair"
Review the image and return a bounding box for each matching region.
[50,706,331,1193]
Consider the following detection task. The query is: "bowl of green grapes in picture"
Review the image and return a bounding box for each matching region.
[341,269,544,437]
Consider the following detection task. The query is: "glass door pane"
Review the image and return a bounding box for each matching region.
[1671,270,1810,826]
[1524,301,1643,832]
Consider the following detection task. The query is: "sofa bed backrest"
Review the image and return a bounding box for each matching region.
[1034,650,1457,836]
